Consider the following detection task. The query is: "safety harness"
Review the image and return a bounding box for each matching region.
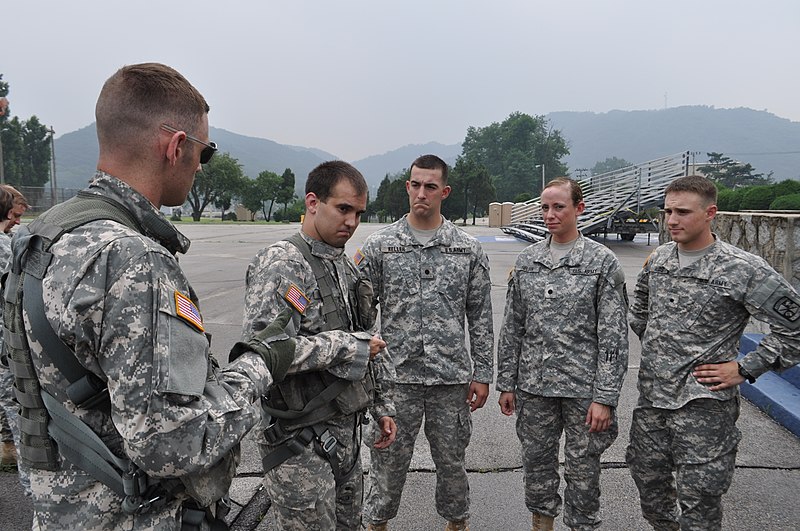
[260,233,375,481]
[3,192,224,529]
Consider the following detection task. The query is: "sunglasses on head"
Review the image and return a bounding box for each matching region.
[160,124,218,164]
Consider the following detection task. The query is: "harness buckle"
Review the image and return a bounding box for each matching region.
[316,429,337,458]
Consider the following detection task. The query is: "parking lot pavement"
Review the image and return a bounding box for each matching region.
[3,223,799,530]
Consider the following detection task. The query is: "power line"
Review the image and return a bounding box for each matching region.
[724,150,800,156]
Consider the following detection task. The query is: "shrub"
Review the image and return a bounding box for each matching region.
[739,185,775,211]
[769,193,800,210]
[717,188,744,212]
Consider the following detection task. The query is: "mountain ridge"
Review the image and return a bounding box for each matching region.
[53,106,800,194]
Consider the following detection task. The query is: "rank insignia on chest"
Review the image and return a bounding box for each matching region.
[284,283,310,314]
[174,291,204,332]
[353,248,366,266]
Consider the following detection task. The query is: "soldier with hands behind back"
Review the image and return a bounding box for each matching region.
[497,177,629,531]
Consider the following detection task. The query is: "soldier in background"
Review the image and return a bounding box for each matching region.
[242,160,396,529]
[0,185,29,493]
[497,177,629,531]
[626,175,800,530]
[359,154,494,531]
[6,62,329,530]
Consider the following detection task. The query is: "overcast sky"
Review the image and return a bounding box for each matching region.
[3,1,798,161]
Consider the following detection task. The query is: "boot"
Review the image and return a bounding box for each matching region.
[367,523,388,531]
[1,441,17,466]
[445,519,469,531]
[532,513,554,531]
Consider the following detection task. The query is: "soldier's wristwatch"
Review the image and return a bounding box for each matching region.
[737,363,756,384]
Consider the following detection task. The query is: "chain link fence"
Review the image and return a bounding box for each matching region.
[15,186,82,215]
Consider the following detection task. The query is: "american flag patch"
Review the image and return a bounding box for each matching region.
[174,291,204,332]
[353,248,366,266]
[284,283,309,314]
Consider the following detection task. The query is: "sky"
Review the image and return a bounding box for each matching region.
[2,1,799,161]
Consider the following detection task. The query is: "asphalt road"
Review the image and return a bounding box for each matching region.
[2,222,799,530]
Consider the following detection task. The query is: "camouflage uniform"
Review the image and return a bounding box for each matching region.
[243,232,395,530]
[627,238,800,531]
[496,234,629,530]
[1,230,31,493]
[17,173,341,530]
[1,232,14,443]
[358,215,494,524]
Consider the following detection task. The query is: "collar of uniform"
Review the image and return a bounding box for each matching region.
[86,172,191,255]
[398,214,454,247]
[530,234,586,268]
[661,235,721,276]
[298,230,345,259]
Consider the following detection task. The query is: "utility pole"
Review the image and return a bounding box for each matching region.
[47,126,57,207]
[0,96,7,185]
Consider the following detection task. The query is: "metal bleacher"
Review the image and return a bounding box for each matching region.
[502,151,691,243]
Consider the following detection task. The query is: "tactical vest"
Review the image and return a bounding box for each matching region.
[261,233,376,432]
[2,193,198,518]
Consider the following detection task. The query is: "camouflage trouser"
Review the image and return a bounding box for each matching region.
[515,392,617,531]
[365,383,472,524]
[1,362,30,492]
[261,413,363,531]
[626,398,741,531]
[1,363,14,443]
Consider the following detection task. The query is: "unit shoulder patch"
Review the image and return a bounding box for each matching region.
[774,295,800,322]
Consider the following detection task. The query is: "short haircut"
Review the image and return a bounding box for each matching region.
[410,154,449,185]
[0,184,28,208]
[95,63,209,152]
[306,161,367,202]
[0,187,14,220]
[665,175,718,206]
[544,177,583,205]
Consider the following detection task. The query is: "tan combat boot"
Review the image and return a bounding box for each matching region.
[532,512,554,531]
[445,519,469,531]
[367,523,388,531]
[1,441,17,466]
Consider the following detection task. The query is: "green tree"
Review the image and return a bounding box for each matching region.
[187,152,244,221]
[253,170,282,221]
[277,168,296,217]
[369,169,409,222]
[0,76,52,187]
[461,112,569,201]
[370,174,394,222]
[273,198,305,222]
[739,185,777,211]
[591,157,632,176]
[447,156,496,224]
[699,152,771,188]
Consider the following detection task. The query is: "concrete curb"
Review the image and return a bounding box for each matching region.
[739,333,800,437]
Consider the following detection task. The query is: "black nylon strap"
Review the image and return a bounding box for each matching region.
[261,378,349,421]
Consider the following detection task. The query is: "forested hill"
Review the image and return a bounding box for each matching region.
[54,126,336,193]
[550,106,800,181]
[53,106,800,192]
